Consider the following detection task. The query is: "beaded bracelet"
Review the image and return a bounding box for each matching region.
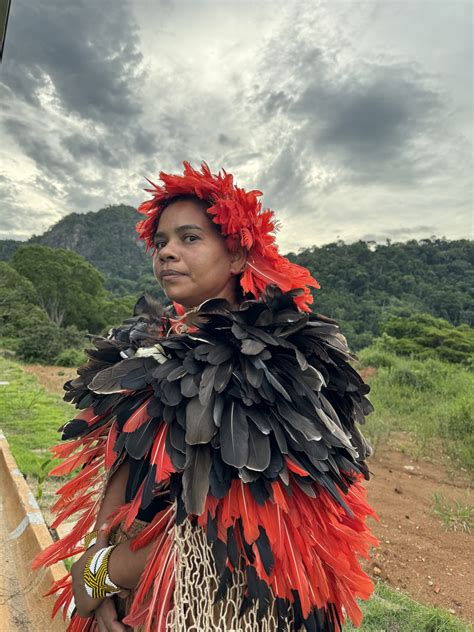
[83,530,100,550]
[83,545,122,599]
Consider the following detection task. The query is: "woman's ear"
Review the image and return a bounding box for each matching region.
[230,246,248,275]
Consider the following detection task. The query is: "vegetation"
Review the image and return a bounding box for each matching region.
[28,204,151,291]
[1,205,472,349]
[11,244,107,330]
[378,313,474,366]
[357,347,474,471]
[432,493,473,534]
[291,238,473,349]
[349,582,472,631]
[1,254,137,364]
[0,357,71,477]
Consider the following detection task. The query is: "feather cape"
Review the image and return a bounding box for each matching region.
[34,287,378,632]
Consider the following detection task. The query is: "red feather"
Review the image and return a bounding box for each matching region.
[282,519,311,617]
[238,481,260,543]
[150,423,175,482]
[123,397,153,432]
[285,456,310,477]
[131,504,175,551]
[105,420,119,468]
[124,479,146,531]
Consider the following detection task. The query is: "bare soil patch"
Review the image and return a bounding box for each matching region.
[22,364,77,397]
[364,434,473,622]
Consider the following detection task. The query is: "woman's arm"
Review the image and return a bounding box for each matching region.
[71,459,153,617]
[94,460,130,531]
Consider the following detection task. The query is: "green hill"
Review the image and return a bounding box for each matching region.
[0,205,151,294]
[1,206,472,348]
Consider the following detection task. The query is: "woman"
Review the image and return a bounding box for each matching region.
[34,163,377,631]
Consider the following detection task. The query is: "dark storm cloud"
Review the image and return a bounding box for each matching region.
[2,0,143,123]
[61,133,124,169]
[248,7,447,211]
[1,0,152,189]
[291,63,442,184]
[218,133,234,146]
[257,139,310,212]
[4,118,70,179]
[259,55,443,191]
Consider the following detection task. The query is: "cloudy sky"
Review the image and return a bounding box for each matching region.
[1,0,472,251]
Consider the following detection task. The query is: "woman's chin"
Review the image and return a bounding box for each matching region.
[164,290,198,309]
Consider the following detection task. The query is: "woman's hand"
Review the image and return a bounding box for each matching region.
[94,598,132,632]
[71,532,118,618]
[70,544,105,618]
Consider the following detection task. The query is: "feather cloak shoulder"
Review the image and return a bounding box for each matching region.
[34,286,378,632]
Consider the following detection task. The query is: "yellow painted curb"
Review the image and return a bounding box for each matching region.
[0,429,68,631]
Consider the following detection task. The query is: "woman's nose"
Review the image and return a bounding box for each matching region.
[158,241,178,262]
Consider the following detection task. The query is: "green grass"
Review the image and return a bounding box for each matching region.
[0,356,73,477]
[432,493,473,534]
[357,348,474,472]
[348,582,473,631]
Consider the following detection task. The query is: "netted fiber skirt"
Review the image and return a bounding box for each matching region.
[110,518,292,632]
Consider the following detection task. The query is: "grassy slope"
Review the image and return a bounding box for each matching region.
[349,583,472,631]
[0,355,472,631]
[357,349,474,473]
[0,357,72,476]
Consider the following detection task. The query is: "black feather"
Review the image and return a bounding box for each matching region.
[220,401,249,468]
[246,423,271,471]
[206,511,217,544]
[226,526,239,568]
[255,526,274,575]
[185,396,216,445]
[180,373,199,398]
[211,539,227,575]
[182,444,212,515]
[125,417,159,459]
[214,566,232,602]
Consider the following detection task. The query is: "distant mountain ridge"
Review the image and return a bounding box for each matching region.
[0,205,152,292]
[1,205,472,349]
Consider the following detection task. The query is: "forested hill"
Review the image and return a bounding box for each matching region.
[0,205,150,293]
[289,239,473,347]
[0,205,472,347]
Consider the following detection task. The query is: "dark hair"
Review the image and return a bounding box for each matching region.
[158,194,221,237]
[161,194,212,212]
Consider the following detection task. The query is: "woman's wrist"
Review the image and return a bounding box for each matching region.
[83,545,123,599]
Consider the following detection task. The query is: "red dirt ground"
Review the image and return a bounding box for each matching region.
[23,364,474,624]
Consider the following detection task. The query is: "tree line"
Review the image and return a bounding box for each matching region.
[0,228,472,366]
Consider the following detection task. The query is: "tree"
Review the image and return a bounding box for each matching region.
[379,313,474,365]
[0,261,51,341]
[10,245,107,332]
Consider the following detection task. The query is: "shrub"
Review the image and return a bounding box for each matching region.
[380,313,474,365]
[440,398,473,440]
[357,346,395,369]
[55,348,87,367]
[389,366,434,391]
[16,323,87,364]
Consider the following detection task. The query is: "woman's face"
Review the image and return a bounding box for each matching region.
[152,199,245,309]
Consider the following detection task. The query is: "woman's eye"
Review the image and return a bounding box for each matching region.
[154,241,166,250]
[183,234,199,243]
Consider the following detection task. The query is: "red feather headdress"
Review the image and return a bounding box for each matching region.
[136,162,320,311]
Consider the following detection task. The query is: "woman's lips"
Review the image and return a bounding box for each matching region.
[159,270,185,279]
